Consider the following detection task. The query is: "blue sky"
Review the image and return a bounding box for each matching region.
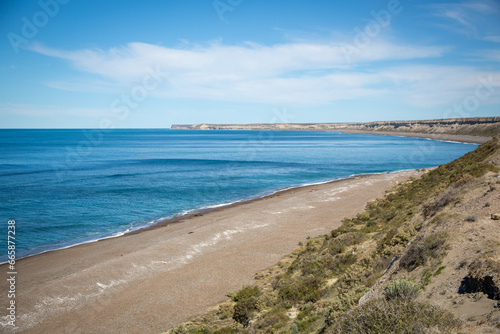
[1,0,499,128]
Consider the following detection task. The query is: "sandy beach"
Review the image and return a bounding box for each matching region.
[0,169,426,334]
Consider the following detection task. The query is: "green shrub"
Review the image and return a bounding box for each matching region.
[434,266,446,276]
[300,257,326,277]
[325,284,370,327]
[327,241,346,255]
[232,285,261,326]
[326,253,357,275]
[254,308,288,330]
[234,285,260,302]
[277,274,323,303]
[330,221,356,238]
[332,298,462,333]
[383,279,420,301]
[337,232,366,247]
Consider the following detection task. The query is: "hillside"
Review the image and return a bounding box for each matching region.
[165,136,500,334]
[171,117,500,143]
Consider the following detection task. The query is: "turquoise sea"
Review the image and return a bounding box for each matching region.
[0,129,478,261]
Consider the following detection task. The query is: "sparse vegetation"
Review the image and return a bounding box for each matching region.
[332,298,462,334]
[434,266,446,276]
[399,232,449,271]
[217,303,233,320]
[383,279,420,301]
[166,137,500,334]
[231,285,261,326]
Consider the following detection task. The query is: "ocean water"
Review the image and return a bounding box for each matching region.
[0,129,478,261]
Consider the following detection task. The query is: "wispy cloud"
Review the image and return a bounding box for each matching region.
[29,39,500,109]
[483,36,500,44]
[29,40,450,106]
[375,65,500,107]
[427,0,500,41]
[30,41,445,80]
[473,49,500,62]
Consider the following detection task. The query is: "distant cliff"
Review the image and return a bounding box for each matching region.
[171,117,500,141]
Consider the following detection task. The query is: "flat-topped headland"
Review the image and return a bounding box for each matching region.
[172,116,500,144]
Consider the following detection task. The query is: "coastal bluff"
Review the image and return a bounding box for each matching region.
[171,117,500,143]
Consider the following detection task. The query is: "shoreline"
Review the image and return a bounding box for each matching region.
[0,169,425,333]
[171,128,490,144]
[3,130,483,264]
[2,170,414,265]
[333,129,490,144]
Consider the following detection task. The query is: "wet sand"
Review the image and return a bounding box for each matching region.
[0,170,425,333]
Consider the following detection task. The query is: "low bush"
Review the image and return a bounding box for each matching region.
[326,253,357,275]
[232,285,261,326]
[383,279,420,301]
[331,298,462,334]
[336,232,366,247]
[277,274,323,303]
[327,241,346,256]
[254,308,288,330]
[325,284,370,327]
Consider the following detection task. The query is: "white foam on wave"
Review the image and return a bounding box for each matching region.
[421,137,476,144]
